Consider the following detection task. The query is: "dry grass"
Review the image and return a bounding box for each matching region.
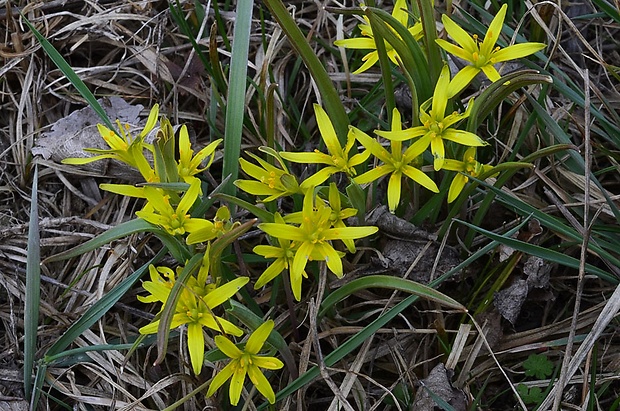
[1,0,620,410]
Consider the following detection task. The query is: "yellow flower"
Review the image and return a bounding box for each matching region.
[436,4,546,96]
[441,147,493,203]
[138,264,250,375]
[280,104,370,189]
[353,108,439,213]
[62,104,160,182]
[207,320,284,405]
[136,178,212,236]
[177,125,222,183]
[258,189,377,300]
[253,213,301,290]
[377,65,487,171]
[234,152,303,202]
[185,205,233,245]
[334,0,423,74]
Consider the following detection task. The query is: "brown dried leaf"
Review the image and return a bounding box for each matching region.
[412,363,468,411]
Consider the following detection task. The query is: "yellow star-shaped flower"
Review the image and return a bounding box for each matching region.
[436,4,546,96]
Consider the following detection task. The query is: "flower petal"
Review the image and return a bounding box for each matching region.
[387,172,402,212]
[402,166,439,193]
[215,335,244,359]
[203,277,250,308]
[187,322,205,374]
[447,66,479,98]
[492,42,546,62]
[442,129,487,147]
[255,258,287,289]
[448,173,468,203]
[247,365,276,404]
[246,320,274,354]
[334,37,378,49]
[259,223,305,242]
[206,361,235,398]
[354,165,392,185]
[481,4,507,58]
[441,14,477,54]
[314,104,341,157]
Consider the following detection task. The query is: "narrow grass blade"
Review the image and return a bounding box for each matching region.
[222,0,254,195]
[24,164,40,398]
[21,16,116,132]
[466,70,553,132]
[44,219,164,263]
[318,275,467,319]
[457,219,616,282]
[367,11,395,116]
[44,248,167,358]
[262,0,350,143]
[365,6,432,99]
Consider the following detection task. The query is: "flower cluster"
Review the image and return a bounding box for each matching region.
[331,2,545,206]
[60,1,546,407]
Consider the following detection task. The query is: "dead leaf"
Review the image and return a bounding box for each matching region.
[33,97,148,180]
[381,239,461,283]
[366,205,437,241]
[412,363,468,411]
[494,279,529,325]
[523,256,553,289]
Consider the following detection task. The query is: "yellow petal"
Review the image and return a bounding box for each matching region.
[229,364,247,405]
[387,172,402,213]
[492,42,546,62]
[441,14,477,54]
[247,365,277,404]
[215,335,244,359]
[187,322,205,375]
[480,4,507,58]
[246,320,274,354]
[207,361,235,398]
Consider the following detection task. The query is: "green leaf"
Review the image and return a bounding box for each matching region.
[466,70,553,132]
[222,0,254,195]
[24,165,40,398]
[21,15,116,133]
[517,384,545,405]
[523,354,554,379]
[44,219,169,263]
[319,275,467,319]
[457,218,616,282]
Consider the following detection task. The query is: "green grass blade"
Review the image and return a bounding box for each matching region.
[365,6,431,99]
[44,248,167,358]
[44,219,163,263]
[466,70,553,132]
[262,0,350,143]
[21,16,116,132]
[24,164,40,398]
[457,219,616,282]
[319,275,467,319]
[221,0,254,195]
